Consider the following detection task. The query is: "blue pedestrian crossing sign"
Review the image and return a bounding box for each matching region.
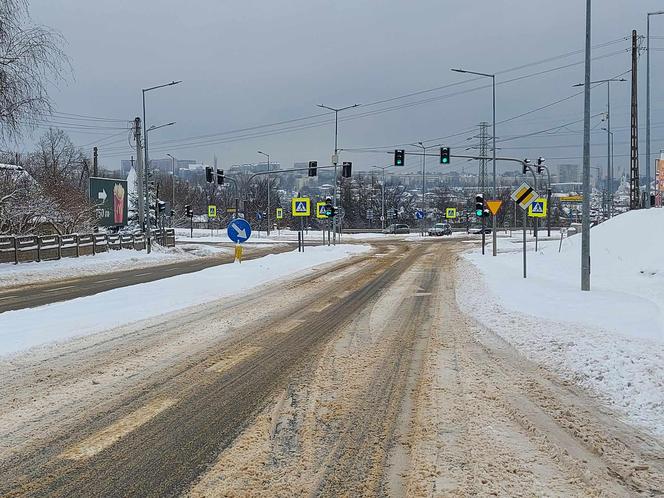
[291,197,311,217]
[527,198,547,218]
[227,219,252,243]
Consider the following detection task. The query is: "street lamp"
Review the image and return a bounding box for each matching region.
[573,77,625,219]
[411,142,428,236]
[451,67,497,255]
[142,80,181,253]
[166,153,177,226]
[371,165,394,230]
[601,127,614,217]
[647,11,664,208]
[581,0,591,291]
[317,103,360,244]
[257,150,271,236]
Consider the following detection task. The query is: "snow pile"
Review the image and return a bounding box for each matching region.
[0,244,370,357]
[459,209,664,437]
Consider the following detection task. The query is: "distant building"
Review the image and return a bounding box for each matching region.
[558,164,580,183]
[121,157,196,178]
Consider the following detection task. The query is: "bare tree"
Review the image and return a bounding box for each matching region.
[0,0,69,143]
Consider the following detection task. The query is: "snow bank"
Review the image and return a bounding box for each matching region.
[0,244,370,357]
[0,246,195,289]
[459,209,664,436]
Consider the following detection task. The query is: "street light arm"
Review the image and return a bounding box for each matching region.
[147,121,176,132]
[143,80,182,93]
[451,68,494,78]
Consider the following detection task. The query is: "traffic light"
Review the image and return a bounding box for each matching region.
[205,166,213,183]
[170,209,176,217]
[217,169,224,185]
[342,161,352,178]
[440,147,450,164]
[536,156,545,173]
[522,158,531,175]
[157,200,166,213]
[308,160,317,177]
[185,204,193,217]
[475,194,484,217]
[394,149,405,166]
[393,208,398,218]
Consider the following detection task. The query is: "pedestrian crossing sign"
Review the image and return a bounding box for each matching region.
[528,198,547,218]
[291,197,311,217]
[316,201,328,219]
[276,207,283,220]
[445,207,457,219]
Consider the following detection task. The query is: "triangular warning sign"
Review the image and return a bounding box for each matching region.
[486,200,502,215]
[295,202,307,212]
[531,202,543,213]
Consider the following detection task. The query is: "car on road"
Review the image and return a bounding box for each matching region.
[382,223,411,234]
[470,226,492,235]
[428,222,452,236]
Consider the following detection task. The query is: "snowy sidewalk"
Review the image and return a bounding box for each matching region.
[458,209,664,438]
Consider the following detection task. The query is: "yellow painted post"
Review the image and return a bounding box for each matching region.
[234,243,243,263]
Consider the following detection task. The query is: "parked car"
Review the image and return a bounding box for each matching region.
[470,226,492,235]
[428,222,452,236]
[382,223,411,234]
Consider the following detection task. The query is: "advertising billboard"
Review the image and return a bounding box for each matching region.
[89,177,129,227]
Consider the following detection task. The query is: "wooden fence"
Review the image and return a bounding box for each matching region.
[0,229,176,264]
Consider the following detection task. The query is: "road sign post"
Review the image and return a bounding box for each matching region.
[511,182,539,279]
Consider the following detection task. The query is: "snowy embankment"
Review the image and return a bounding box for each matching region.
[458,209,664,437]
[0,243,229,289]
[0,244,370,357]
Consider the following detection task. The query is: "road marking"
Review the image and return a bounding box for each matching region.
[411,292,432,297]
[96,278,119,283]
[206,346,261,374]
[43,285,75,293]
[135,272,152,277]
[0,295,15,301]
[59,397,177,461]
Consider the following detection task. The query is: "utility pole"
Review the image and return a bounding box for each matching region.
[93,147,98,177]
[257,151,270,236]
[630,30,641,210]
[581,0,591,291]
[166,153,176,227]
[478,122,488,195]
[413,142,427,236]
[133,117,145,231]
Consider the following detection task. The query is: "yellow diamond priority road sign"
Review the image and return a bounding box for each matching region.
[510,182,539,210]
[291,197,310,217]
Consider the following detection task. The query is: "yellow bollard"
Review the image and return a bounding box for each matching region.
[234,243,243,263]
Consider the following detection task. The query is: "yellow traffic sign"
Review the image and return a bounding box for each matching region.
[316,201,328,219]
[207,205,217,218]
[486,200,502,216]
[276,207,283,220]
[511,182,539,210]
[528,198,547,218]
[445,207,457,219]
[291,197,310,217]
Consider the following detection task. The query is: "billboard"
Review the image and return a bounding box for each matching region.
[657,159,664,207]
[89,177,128,227]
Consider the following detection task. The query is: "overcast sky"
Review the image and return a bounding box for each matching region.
[27,0,664,178]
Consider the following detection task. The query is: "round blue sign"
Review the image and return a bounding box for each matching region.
[227,219,252,243]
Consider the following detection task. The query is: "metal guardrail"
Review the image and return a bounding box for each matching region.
[0,229,175,265]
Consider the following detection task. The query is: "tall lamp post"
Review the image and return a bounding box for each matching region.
[317,103,360,244]
[257,150,271,236]
[581,0,591,291]
[371,165,393,230]
[573,77,625,219]
[647,11,664,208]
[142,80,181,253]
[166,153,177,226]
[412,142,428,236]
[601,128,614,216]
[451,68,497,255]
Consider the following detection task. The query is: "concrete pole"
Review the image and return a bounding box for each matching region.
[142,90,151,254]
[606,82,612,218]
[133,118,145,231]
[491,75,498,256]
[581,0,591,291]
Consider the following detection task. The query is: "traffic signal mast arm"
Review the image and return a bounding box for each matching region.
[390,151,533,169]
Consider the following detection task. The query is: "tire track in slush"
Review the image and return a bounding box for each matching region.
[6,245,423,497]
